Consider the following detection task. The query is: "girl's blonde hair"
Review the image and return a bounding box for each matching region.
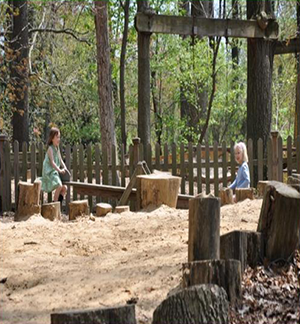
[47,127,60,146]
[234,142,248,163]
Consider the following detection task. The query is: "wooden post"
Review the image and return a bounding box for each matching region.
[0,134,8,213]
[188,195,220,262]
[271,131,279,181]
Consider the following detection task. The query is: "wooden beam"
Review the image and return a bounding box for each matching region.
[275,37,300,55]
[135,13,279,39]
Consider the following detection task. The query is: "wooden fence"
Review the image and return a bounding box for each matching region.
[0,132,300,213]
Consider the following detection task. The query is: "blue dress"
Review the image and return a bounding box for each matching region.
[229,162,250,190]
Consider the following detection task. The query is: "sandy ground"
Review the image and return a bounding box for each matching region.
[0,199,262,324]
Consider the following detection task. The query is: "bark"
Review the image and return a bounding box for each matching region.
[152,284,229,324]
[10,0,29,144]
[247,0,276,185]
[94,1,117,159]
[120,0,130,153]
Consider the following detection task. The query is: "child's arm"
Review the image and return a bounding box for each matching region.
[47,147,63,173]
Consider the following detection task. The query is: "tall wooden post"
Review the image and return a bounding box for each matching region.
[137,1,151,147]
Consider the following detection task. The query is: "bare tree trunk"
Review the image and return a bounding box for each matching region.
[10,0,29,144]
[94,0,117,159]
[120,0,130,153]
[137,0,151,147]
[247,0,275,185]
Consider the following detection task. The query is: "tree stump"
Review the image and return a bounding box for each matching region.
[257,181,270,197]
[182,260,242,305]
[152,284,229,324]
[41,202,61,221]
[136,173,181,210]
[257,181,300,262]
[115,205,130,213]
[69,200,89,221]
[188,194,220,262]
[96,203,112,217]
[220,230,264,272]
[15,180,41,221]
[51,305,136,324]
[235,188,255,202]
[219,188,233,206]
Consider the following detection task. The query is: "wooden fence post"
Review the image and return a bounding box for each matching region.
[0,134,8,213]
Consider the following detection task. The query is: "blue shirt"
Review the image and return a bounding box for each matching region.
[229,162,250,190]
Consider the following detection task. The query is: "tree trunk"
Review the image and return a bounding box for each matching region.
[137,0,151,147]
[41,202,61,221]
[69,200,89,221]
[10,0,29,144]
[94,1,117,160]
[220,230,264,272]
[257,181,300,262]
[182,260,242,305]
[152,284,229,324]
[120,0,130,153]
[247,0,276,186]
[51,305,136,324]
[188,195,220,262]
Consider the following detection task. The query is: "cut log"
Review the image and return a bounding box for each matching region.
[257,181,300,262]
[69,200,89,221]
[41,202,61,221]
[235,188,255,202]
[136,172,181,210]
[152,284,229,324]
[220,230,264,272]
[96,203,112,217]
[182,260,242,305]
[257,181,270,197]
[188,194,220,262]
[51,305,136,324]
[115,205,130,213]
[15,179,41,221]
[219,188,233,206]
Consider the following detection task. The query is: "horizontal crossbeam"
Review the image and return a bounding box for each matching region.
[135,13,279,39]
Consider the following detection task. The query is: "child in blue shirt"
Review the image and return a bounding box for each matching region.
[229,142,250,191]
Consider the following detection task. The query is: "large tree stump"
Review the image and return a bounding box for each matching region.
[15,179,41,221]
[235,188,255,202]
[136,172,181,210]
[96,203,112,217]
[188,194,220,262]
[41,202,61,221]
[69,200,89,221]
[257,181,300,262]
[219,188,233,206]
[152,284,229,324]
[257,181,270,197]
[220,230,264,272]
[51,305,136,324]
[182,260,242,305]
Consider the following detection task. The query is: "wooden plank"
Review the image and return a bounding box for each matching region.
[297,136,300,174]
[135,13,279,39]
[258,138,264,181]
[95,144,101,204]
[79,144,84,200]
[73,145,78,201]
[275,37,300,55]
[163,143,169,172]
[205,141,210,194]
[248,138,254,187]
[120,144,126,188]
[267,137,273,180]
[197,143,202,194]
[5,141,11,210]
[188,142,194,195]
[30,144,36,183]
[278,136,283,182]
[65,144,71,213]
[172,143,177,176]
[22,142,28,182]
[155,143,160,170]
[213,141,219,197]
[14,141,19,208]
[87,144,93,211]
[222,141,227,188]
[112,145,117,186]
[180,143,185,194]
[287,136,293,177]
[230,141,236,185]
